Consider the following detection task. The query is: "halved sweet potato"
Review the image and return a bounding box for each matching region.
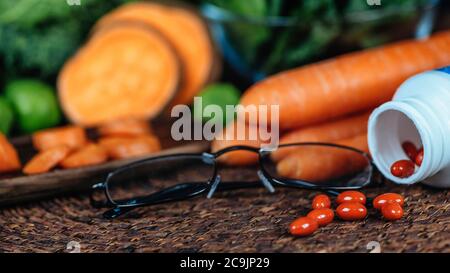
[32,126,88,151]
[94,1,220,106]
[98,135,161,160]
[23,145,71,175]
[60,144,108,169]
[58,24,180,126]
[0,133,21,173]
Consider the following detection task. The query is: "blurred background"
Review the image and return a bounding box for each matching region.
[0,0,449,136]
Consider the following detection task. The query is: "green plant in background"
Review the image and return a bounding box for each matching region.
[206,0,430,77]
[0,0,134,82]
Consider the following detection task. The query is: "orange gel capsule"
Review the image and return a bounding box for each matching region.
[373,193,405,210]
[391,160,415,178]
[336,202,367,221]
[381,202,404,221]
[289,217,319,236]
[307,208,334,227]
[336,191,366,205]
[312,194,331,209]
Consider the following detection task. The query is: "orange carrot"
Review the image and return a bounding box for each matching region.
[94,1,220,106]
[32,126,87,151]
[276,134,369,182]
[0,133,21,173]
[58,24,180,126]
[98,135,161,160]
[212,111,370,166]
[211,120,269,166]
[97,118,153,137]
[272,111,370,161]
[240,31,450,130]
[60,144,108,169]
[23,146,71,175]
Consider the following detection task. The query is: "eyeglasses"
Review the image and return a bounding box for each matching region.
[90,143,374,219]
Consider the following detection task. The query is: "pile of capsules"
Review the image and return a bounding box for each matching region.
[391,141,423,178]
[289,191,405,236]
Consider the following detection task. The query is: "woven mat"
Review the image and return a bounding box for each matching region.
[0,168,449,253]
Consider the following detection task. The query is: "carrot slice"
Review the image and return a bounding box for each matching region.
[0,133,21,173]
[239,30,450,130]
[276,134,369,182]
[60,144,108,169]
[98,135,161,160]
[32,126,87,151]
[97,118,152,137]
[23,146,71,175]
[58,24,180,126]
[94,1,220,106]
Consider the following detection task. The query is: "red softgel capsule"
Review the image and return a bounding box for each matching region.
[381,202,404,221]
[415,148,424,166]
[336,202,367,221]
[391,160,415,178]
[373,193,405,210]
[402,141,418,162]
[312,194,331,209]
[336,191,366,205]
[289,217,319,236]
[307,208,334,227]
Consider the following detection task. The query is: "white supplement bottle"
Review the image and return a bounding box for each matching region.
[368,66,450,188]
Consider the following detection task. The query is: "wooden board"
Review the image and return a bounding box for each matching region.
[0,142,208,206]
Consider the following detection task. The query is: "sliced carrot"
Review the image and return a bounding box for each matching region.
[272,111,371,161]
[98,135,161,160]
[0,133,21,173]
[239,31,450,130]
[23,146,71,175]
[94,1,220,106]
[32,126,87,151]
[58,24,180,126]
[276,134,369,182]
[97,118,152,137]
[60,144,108,169]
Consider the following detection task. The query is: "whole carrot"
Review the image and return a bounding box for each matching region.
[240,31,450,130]
[211,120,268,166]
[276,134,369,182]
[212,111,369,166]
[272,111,370,161]
[0,133,21,173]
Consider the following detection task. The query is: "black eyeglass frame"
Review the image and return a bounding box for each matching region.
[90,142,375,219]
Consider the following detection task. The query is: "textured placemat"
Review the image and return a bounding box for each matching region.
[0,168,449,253]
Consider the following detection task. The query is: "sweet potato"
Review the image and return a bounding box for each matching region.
[32,126,87,151]
[97,118,152,137]
[0,133,21,173]
[94,1,220,106]
[60,144,108,169]
[98,135,161,160]
[58,24,180,126]
[23,146,71,175]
